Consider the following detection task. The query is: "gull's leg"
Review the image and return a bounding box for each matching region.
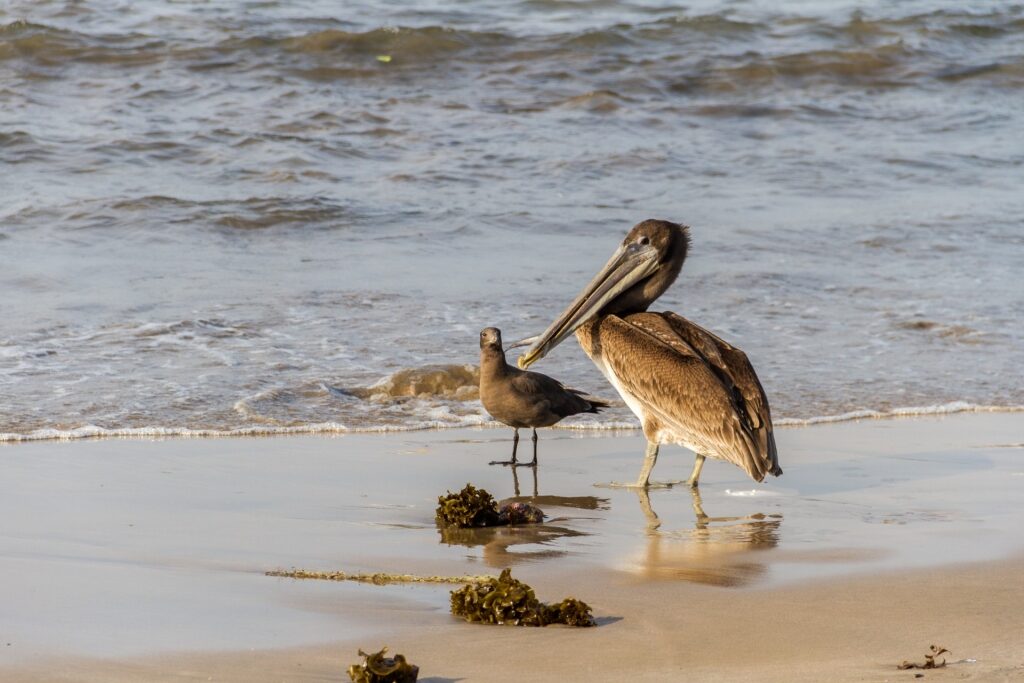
[685,454,706,488]
[511,466,521,497]
[522,428,538,467]
[489,428,520,466]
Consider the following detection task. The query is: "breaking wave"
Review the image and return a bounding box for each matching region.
[2,401,1021,443]
[773,402,1024,426]
[4,11,1023,91]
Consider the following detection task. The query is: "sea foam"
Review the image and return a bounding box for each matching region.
[2,402,1021,443]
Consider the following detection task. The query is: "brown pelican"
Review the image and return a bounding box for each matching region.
[516,220,781,488]
[479,327,609,467]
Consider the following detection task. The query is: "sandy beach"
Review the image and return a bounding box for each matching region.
[5,1,1024,681]
[1,412,1022,682]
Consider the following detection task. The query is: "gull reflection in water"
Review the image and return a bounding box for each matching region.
[511,463,537,498]
[629,488,782,587]
[437,468,607,568]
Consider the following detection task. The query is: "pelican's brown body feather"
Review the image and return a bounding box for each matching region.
[578,312,780,482]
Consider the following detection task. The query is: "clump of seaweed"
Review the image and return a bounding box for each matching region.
[436,483,502,528]
[347,647,419,683]
[499,501,545,525]
[450,568,595,627]
[898,645,950,670]
[435,484,544,528]
[546,597,594,627]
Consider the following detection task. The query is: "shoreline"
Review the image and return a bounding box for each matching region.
[1,412,1021,681]
[2,400,1023,443]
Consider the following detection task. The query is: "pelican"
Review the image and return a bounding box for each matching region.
[517,219,781,488]
[479,327,609,467]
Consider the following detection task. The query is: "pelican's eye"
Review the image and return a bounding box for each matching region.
[638,236,650,246]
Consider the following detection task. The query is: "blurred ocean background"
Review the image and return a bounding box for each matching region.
[2,0,1022,440]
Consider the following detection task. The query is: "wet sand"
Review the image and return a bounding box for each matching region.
[1,412,1022,681]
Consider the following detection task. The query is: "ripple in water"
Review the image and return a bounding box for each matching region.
[1,1,1023,439]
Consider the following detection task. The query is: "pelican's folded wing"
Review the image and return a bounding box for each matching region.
[659,312,781,476]
[598,314,771,481]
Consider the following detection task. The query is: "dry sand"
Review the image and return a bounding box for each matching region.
[1,412,1022,681]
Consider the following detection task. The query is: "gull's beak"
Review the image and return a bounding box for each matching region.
[517,241,660,369]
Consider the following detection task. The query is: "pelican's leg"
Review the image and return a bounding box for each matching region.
[689,487,710,527]
[595,441,681,488]
[635,441,659,487]
[685,454,706,488]
[635,488,661,531]
[489,428,520,466]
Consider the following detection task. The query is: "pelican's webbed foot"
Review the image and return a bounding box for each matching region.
[594,479,684,490]
[594,442,681,488]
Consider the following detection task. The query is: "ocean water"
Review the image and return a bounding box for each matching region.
[2,0,1023,440]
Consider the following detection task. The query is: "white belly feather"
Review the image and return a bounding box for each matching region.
[596,355,648,426]
[593,354,714,457]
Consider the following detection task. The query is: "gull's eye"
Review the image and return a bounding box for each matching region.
[638,236,650,246]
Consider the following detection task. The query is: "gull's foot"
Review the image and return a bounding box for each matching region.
[594,480,684,490]
[489,459,537,468]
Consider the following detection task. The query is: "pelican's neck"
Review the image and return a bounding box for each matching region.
[574,320,601,361]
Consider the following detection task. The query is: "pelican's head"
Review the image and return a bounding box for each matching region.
[517,220,689,369]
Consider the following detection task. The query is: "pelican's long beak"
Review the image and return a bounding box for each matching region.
[517,241,660,369]
[504,335,540,351]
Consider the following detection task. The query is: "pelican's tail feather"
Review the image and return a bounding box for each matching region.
[767,431,782,477]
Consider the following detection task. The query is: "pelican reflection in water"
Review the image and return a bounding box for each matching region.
[518,220,782,488]
[630,488,782,587]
